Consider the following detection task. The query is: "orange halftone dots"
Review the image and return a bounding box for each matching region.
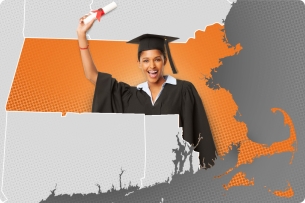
[6,24,298,192]
[235,108,297,168]
[6,38,92,114]
[7,23,246,157]
[214,168,234,179]
[223,172,254,190]
[6,38,143,115]
[272,182,294,198]
[166,23,247,157]
[265,182,294,198]
[218,107,297,184]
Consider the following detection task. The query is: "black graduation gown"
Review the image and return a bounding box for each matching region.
[92,72,217,169]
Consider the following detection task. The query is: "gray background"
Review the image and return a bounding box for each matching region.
[23,0,232,41]
[1,0,305,202]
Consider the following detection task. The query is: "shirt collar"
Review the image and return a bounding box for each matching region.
[137,75,177,90]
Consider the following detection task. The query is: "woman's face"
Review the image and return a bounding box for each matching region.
[138,49,167,84]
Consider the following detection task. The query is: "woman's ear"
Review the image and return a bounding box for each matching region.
[163,57,167,66]
[137,60,141,69]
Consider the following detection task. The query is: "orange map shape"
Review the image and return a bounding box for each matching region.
[265,181,294,198]
[272,182,294,198]
[223,172,254,190]
[6,23,297,197]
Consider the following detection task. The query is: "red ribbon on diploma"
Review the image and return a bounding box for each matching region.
[92,8,105,21]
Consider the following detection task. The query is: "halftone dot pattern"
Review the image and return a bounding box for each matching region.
[24,0,232,41]
[24,0,90,38]
[6,20,300,202]
[6,38,146,114]
[233,108,297,169]
[270,182,294,198]
[6,39,93,114]
[4,112,145,202]
[0,1,25,202]
[201,0,305,202]
[3,0,305,203]
[7,25,250,159]
[223,172,254,190]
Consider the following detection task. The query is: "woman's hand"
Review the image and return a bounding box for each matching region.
[77,13,96,37]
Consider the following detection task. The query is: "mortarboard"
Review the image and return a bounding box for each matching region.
[127,34,179,74]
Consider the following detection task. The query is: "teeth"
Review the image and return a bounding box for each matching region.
[148,70,157,73]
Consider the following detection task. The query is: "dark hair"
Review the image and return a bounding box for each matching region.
[138,47,167,61]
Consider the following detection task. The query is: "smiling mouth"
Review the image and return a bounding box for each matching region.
[147,70,158,78]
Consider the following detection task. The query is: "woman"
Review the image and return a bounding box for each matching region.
[77,14,217,169]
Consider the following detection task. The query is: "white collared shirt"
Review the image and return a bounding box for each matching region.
[136,75,177,106]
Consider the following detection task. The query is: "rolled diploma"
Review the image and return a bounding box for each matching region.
[83,2,117,24]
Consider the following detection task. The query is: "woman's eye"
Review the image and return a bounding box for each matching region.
[143,60,148,63]
[155,58,161,61]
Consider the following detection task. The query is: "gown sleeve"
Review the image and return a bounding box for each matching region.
[92,72,131,113]
[181,81,217,169]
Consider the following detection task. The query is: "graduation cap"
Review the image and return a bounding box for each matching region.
[127,34,179,74]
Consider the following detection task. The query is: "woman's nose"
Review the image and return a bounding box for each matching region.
[149,60,155,68]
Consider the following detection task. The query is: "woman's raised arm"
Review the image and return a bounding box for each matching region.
[77,14,98,85]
